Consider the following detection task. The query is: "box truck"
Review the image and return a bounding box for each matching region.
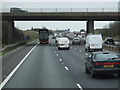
[85,34,103,52]
[39,29,49,44]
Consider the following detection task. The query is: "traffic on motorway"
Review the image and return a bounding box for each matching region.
[0,28,120,90]
[52,32,120,78]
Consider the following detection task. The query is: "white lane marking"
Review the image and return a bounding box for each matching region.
[75,48,76,50]
[55,51,57,53]
[65,66,69,70]
[85,53,88,55]
[79,50,81,52]
[56,54,59,56]
[0,44,38,90]
[76,83,83,90]
[59,59,62,61]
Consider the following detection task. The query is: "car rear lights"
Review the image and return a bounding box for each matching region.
[40,40,42,42]
[94,62,120,65]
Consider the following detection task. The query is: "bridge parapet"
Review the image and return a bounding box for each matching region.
[1,8,118,13]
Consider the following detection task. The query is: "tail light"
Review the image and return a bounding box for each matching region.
[46,40,48,42]
[94,62,120,65]
[40,40,42,42]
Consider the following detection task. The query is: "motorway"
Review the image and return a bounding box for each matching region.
[1,36,120,90]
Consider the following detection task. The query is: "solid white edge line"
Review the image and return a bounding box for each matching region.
[0,44,38,90]
[76,83,83,90]
[56,54,58,56]
[65,66,69,70]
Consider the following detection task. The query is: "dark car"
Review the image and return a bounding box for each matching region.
[10,7,28,12]
[104,37,115,45]
[85,51,120,78]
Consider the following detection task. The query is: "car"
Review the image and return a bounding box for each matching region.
[10,7,28,12]
[104,37,115,45]
[55,37,60,44]
[85,51,120,78]
[85,34,103,52]
[72,37,81,45]
[57,37,70,50]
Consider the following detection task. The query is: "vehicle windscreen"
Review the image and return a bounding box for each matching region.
[59,38,69,43]
[40,32,49,39]
[94,53,119,60]
[74,38,79,40]
[107,39,114,42]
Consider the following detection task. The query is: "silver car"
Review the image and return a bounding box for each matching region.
[72,38,81,45]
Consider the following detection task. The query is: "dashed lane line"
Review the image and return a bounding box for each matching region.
[65,66,69,71]
[59,59,62,61]
[76,83,83,90]
[85,53,88,55]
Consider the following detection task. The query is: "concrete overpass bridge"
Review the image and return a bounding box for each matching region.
[1,8,119,43]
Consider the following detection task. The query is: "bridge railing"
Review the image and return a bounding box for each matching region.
[1,8,118,12]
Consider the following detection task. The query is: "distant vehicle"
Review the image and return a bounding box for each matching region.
[55,36,61,44]
[39,29,49,44]
[52,36,56,39]
[72,37,81,45]
[85,51,120,78]
[104,37,115,45]
[57,37,70,50]
[10,7,28,12]
[85,34,103,52]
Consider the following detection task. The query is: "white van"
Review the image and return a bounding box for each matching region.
[85,34,103,52]
[58,37,70,50]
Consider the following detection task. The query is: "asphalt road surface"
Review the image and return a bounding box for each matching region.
[1,36,120,90]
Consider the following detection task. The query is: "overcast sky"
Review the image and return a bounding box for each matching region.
[2,1,119,31]
[1,0,120,2]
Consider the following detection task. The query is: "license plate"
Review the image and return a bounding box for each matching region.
[60,44,64,46]
[91,44,95,46]
[104,65,114,68]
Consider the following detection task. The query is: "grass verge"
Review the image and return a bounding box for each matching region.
[1,30,38,57]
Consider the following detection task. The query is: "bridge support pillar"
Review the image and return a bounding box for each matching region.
[2,21,14,44]
[86,20,94,35]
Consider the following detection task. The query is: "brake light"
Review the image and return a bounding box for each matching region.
[46,40,48,42]
[40,40,42,42]
[94,63,120,65]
